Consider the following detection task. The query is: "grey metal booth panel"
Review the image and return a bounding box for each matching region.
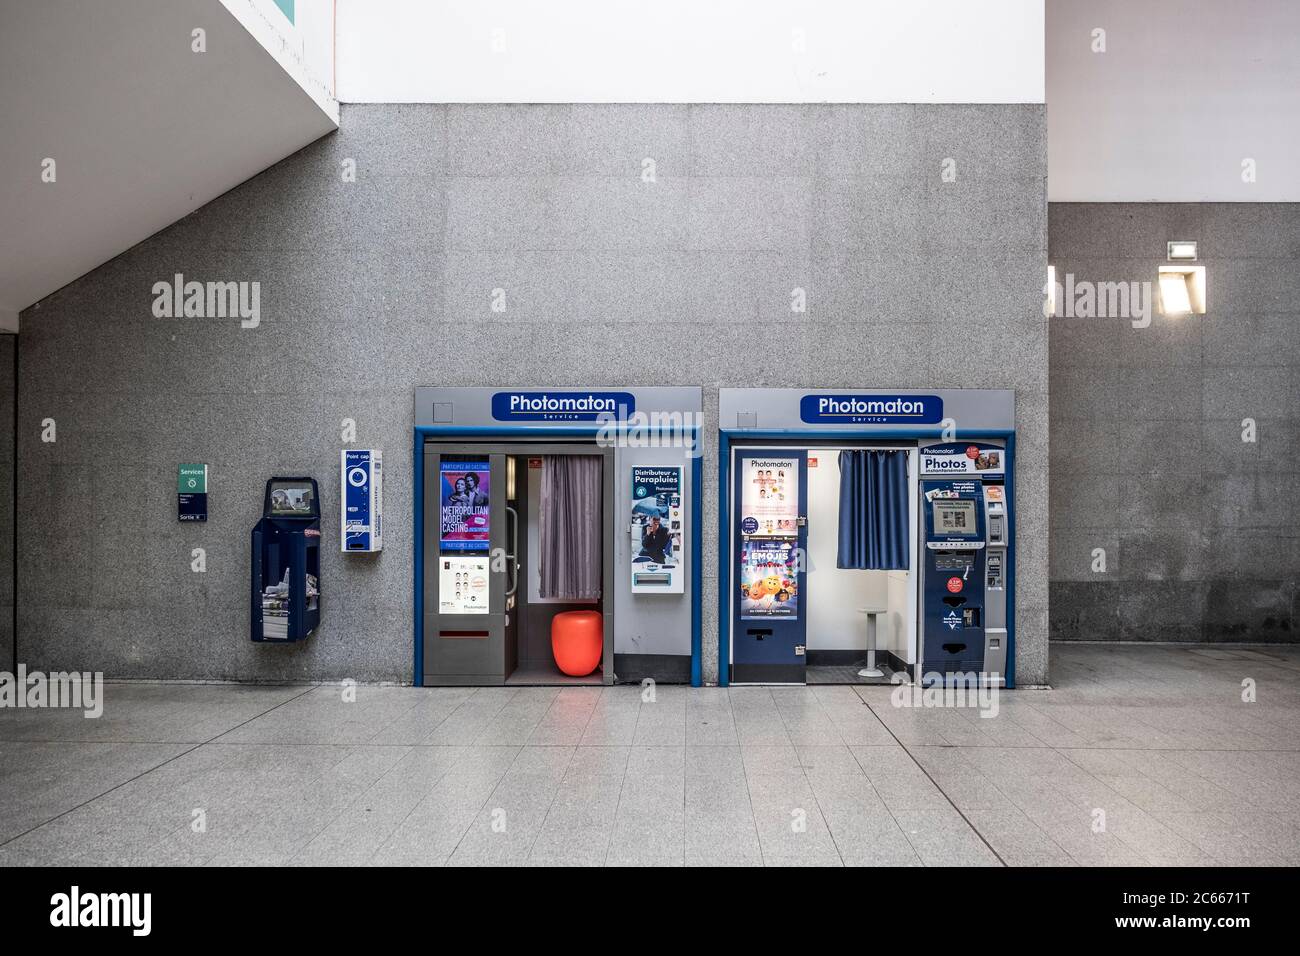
[423,449,509,683]
[614,441,695,676]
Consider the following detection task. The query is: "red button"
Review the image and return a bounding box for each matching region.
[946,577,963,593]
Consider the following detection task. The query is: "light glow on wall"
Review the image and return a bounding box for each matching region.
[1157,265,1207,315]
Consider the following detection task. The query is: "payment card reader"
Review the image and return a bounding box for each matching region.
[919,440,1010,685]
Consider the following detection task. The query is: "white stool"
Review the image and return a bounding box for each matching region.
[856,607,887,678]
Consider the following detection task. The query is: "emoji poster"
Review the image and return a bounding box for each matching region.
[740,539,799,620]
[741,457,798,537]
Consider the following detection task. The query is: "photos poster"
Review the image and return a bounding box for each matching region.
[740,539,799,620]
[741,457,798,537]
[439,556,490,615]
[440,460,490,551]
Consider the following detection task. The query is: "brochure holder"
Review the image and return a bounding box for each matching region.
[251,477,321,643]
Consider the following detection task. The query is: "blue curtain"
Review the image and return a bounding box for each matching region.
[837,450,909,570]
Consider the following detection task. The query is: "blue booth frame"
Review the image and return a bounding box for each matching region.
[414,424,704,687]
[716,427,1017,688]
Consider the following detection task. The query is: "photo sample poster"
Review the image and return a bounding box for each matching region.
[740,457,798,537]
[439,556,490,614]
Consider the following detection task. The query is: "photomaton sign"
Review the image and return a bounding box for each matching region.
[491,391,636,422]
[799,394,944,425]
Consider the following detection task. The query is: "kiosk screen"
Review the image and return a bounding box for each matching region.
[268,480,316,516]
[933,499,977,536]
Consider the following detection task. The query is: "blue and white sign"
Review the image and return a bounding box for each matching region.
[491,391,635,422]
[341,449,382,552]
[919,440,1005,477]
[799,394,944,425]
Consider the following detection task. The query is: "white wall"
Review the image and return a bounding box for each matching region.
[337,0,1045,104]
[804,450,910,659]
[1047,0,1300,201]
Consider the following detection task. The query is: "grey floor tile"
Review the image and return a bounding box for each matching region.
[892,809,1002,867]
[795,744,863,776]
[626,745,686,777]
[823,810,924,867]
[685,817,764,866]
[0,740,195,845]
[740,744,803,776]
[606,774,685,867]
[962,807,1074,866]
[684,744,746,778]
[4,646,1299,866]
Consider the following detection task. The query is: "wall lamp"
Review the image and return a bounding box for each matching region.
[1158,241,1206,316]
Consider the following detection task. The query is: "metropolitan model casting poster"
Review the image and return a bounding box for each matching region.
[740,539,799,620]
[741,457,798,537]
[440,461,490,551]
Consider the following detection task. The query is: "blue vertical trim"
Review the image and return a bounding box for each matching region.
[716,431,730,687]
[690,428,702,687]
[1004,432,1017,689]
[413,430,424,686]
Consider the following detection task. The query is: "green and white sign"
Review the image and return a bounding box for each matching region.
[178,464,208,521]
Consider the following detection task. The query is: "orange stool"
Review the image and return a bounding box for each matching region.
[551,610,603,677]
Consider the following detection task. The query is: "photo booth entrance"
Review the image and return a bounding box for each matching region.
[423,442,614,686]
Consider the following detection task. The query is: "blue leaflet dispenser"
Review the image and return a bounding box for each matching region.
[630,465,684,592]
[251,477,321,643]
[341,450,383,552]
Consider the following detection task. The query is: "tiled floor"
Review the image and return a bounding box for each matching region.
[2,643,1298,866]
